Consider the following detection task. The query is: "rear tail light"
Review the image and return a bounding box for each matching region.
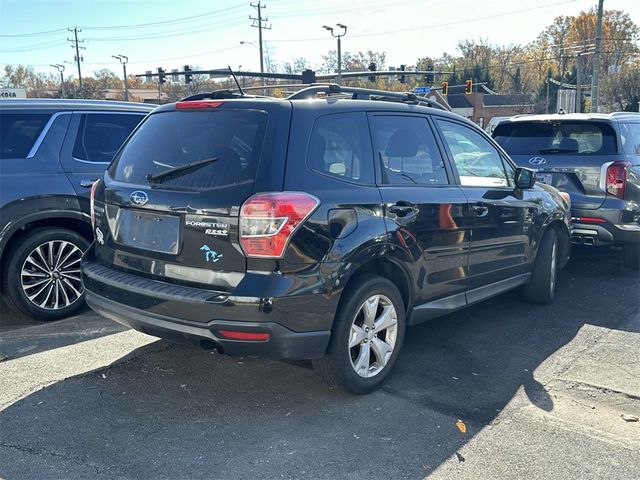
[239,192,320,258]
[601,161,630,199]
[90,180,98,228]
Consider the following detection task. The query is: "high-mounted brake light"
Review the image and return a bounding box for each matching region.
[90,180,99,229]
[175,100,224,109]
[239,192,320,258]
[600,161,630,199]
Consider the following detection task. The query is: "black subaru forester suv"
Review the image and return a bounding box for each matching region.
[82,85,571,393]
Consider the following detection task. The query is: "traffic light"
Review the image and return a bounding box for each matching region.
[465,79,473,94]
[157,67,166,85]
[302,69,316,84]
[184,65,192,84]
[426,64,434,84]
[399,64,406,84]
[368,62,376,83]
[440,81,448,95]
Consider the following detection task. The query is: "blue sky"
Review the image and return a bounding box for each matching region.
[1,0,638,79]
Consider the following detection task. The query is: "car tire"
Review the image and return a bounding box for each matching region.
[2,228,89,321]
[521,228,558,305]
[623,243,640,271]
[312,275,406,394]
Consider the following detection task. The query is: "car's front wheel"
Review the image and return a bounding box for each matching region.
[313,275,406,394]
[2,228,89,321]
[521,228,558,304]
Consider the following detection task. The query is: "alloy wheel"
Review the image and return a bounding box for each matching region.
[349,294,398,378]
[20,240,84,310]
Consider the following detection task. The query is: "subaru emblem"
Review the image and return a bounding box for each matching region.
[528,157,547,166]
[130,191,148,206]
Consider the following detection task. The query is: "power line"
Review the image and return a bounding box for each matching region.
[0,27,68,38]
[82,4,244,30]
[267,0,578,43]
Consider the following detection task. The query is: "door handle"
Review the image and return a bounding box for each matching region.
[80,179,98,188]
[473,205,489,217]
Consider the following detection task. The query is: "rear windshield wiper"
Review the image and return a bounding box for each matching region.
[538,148,578,154]
[146,157,218,183]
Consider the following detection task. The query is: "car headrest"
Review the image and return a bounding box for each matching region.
[558,137,579,152]
[385,129,420,157]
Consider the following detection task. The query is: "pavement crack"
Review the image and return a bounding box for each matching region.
[0,441,111,476]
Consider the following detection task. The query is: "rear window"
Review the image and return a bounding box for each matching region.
[493,121,617,155]
[109,110,267,189]
[619,123,640,155]
[0,113,51,159]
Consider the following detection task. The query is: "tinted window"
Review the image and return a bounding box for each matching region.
[73,113,143,163]
[620,123,640,155]
[306,112,374,184]
[493,121,617,155]
[110,110,266,190]
[371,115,448,185]
[437,120,509,188]
[0,113,51,159]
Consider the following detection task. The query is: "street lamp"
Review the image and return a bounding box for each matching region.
[112,54,129,101]
[323,23,347,84]
[50,64,65,98]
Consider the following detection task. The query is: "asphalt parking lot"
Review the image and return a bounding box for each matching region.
[1,247,639,480]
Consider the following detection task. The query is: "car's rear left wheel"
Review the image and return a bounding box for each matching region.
[313,275,406,394]
[2,228,89,321]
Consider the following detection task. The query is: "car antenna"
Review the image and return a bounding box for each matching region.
[228,66,245,96]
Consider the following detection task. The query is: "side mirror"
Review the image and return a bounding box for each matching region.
[514,167,536,190]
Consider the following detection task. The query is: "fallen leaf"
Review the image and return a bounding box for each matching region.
[456,452,466,463]
[456,419,467,433]
[621,414,639,422]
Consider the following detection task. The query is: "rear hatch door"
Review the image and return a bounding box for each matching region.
[95,101,287,290]
[494,120,619,209]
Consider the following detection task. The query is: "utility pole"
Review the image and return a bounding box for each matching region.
[576,53,582,113]
[67,27,85,96]
[112,55,129,101]
[50,64,65,99]
[323,24,348,84]
[545,77,550,114]
[250,1,271,94]
[591,0,605,112]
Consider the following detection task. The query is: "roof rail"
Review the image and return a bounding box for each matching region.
[179,89,258,101]
[286,84,450,111]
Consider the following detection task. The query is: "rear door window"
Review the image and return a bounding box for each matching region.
[109,110,267,190]
[73,113,144,163]
[620,123,640,155]
[0,113,52,159]
[494,121,617,155]
[306,112,374,184]
[370,115,449,185]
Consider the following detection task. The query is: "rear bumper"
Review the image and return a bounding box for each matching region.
[571,204,640,245]
[86,292,330,359]
[81,246,336,359]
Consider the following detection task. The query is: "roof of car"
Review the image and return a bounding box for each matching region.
[0,99,155,112]
[155,96,468,122]
[502,112,640,124]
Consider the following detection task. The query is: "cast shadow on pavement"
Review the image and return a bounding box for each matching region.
[0,252,637,479]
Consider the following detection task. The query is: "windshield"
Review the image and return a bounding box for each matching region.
[109,109,267,190]
[493,121,617,155]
